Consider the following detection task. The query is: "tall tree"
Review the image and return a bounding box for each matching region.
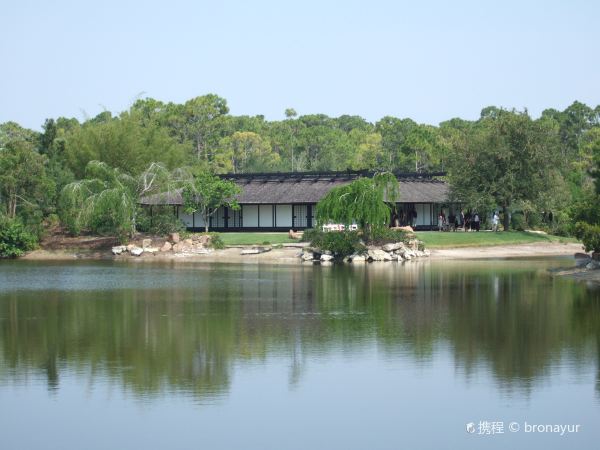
[0,139,52,220]
[182,171,241,233]
[447,109,560,230]
[183,94,229,161]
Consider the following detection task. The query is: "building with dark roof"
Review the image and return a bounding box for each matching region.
[140,171,454,231]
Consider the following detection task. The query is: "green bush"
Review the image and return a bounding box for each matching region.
[0,217,38,258]
[511,212,526,231]
[301,228,320,243]
[366,228,410,246]
[308,230,365,258]
[574,222,600,253]
[208,233,225,249]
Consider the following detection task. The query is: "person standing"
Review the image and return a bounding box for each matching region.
[412,209,418,228]
[438,212,444,231]
[473,212,480,232]
[492,211,499,232]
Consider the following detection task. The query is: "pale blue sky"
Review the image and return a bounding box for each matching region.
[1,0,599,130]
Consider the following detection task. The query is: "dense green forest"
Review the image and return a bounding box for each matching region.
[1,94,600,255]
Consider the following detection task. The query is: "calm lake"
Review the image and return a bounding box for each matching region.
[1,258,599,450]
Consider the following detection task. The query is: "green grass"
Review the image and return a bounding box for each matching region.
[415,231,579,249]
[218,232,297,245]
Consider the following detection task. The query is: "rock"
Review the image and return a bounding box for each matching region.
[382,242,404,252]
[415,250,424,257]
[320,254,334,261]
[183,238,193,246]
[241,246,272,255]
[198,234,211,245]
[586,261,600,270]
[169,233,180,243]
[288,229,304,240]
[111,245,126,255]
[142,238,152,249]
[172,243,183,253]
[301,252,314,261]
[408,239,419,251]
[126,244,135,252]
[368,249,392,261]
[160,242,172,252]
[423,249,431,257]
[350,253,367,262]
[130,247,144,256]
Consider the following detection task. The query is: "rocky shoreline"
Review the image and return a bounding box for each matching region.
[300,239,430,263]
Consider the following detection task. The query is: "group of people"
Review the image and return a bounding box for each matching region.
[391,207,502,232]
[437,210,500,232]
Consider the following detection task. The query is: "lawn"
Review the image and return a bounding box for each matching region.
[219,232,298,245]
[415,231,579,249]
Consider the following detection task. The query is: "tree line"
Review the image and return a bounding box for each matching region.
[1,94,600,255]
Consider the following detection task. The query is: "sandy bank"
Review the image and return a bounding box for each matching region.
[21,241,586,263]
[429,242,583,259]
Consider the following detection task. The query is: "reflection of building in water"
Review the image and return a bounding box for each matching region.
[1,262,599,400]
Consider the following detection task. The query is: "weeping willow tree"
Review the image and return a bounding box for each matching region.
[316,172,399,234]
[59,161,187,239]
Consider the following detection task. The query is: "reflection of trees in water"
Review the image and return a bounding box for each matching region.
[0,261,599,399]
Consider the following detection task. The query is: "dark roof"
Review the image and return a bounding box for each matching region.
[140,171,449,205]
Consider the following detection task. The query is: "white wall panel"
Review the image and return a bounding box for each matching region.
[276,205,293,227]
[259,205,273,227]
[243,205,258,227]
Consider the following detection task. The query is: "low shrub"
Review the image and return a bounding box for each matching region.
[366,228,410,246]
[0,217,38,258]
[511,212,526,231]
[574,222,600,253]
[301,228,319,243]
[207,233,225,249]
[308,230,365,258]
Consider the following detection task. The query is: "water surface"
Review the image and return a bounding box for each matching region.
[0,259,599,449]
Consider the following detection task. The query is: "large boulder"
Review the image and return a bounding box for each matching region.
[142,238,152,249]
[350,253,367,262]
[172,243,183,253]
[130,247,144,256]
[301,252,315,261]
[183,238,193,246]
[169,232,180,243]
[320,254,334,262]
[144,247,159,254]
[160,242,172,252]
[382,242,405,252]
[288,229,304,240]
[198,234,211,245]
[408,239,419,251]
[368,249,392,261]
[111,245,127,255]
[586,260,600,270]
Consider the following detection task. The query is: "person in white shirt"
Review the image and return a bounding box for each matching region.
[492,212,499,232]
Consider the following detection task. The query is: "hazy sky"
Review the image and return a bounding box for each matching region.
[2,0,599,129]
